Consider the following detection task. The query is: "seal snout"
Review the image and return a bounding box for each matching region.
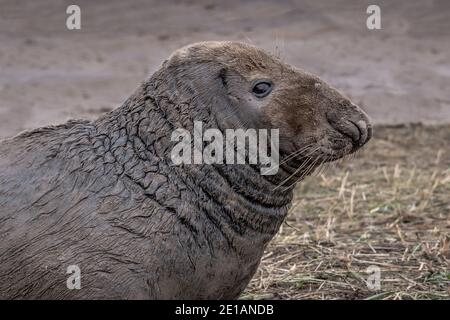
[326,110,372,149]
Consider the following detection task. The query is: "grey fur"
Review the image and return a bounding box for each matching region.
[0,42,371,299]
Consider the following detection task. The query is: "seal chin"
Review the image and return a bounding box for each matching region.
[317,144,353,162]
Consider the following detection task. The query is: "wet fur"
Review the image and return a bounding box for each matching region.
[0,42,371,299]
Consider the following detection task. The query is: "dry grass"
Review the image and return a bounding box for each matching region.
[243,124,450,300]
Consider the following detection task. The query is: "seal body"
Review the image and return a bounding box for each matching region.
[0,42,371,299]
[0,85,290,300]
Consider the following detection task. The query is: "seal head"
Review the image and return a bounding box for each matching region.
[161,41,372,175]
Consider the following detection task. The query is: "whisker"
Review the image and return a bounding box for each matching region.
[282,155,322,191]
[279,144,314,164]
[273,146,320,191]
[264,143,316,175]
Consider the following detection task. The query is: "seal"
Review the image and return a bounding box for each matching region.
[0,41,372,299]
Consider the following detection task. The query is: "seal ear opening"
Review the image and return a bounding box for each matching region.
[218,68,228,87]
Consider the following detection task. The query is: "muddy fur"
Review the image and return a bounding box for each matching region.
[0,41,371,299]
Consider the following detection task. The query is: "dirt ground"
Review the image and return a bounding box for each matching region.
[0,0,449,299]
[1,0,450,138]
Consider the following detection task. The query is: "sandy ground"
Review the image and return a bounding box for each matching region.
[0,0,450,138]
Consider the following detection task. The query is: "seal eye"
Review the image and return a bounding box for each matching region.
[252,80,273,98]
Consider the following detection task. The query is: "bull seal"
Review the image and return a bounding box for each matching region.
[0,41,371,299]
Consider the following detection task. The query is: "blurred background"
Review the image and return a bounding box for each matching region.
[0,0,449,138]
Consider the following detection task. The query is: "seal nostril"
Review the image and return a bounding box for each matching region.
[347,120,363,144]
[367,124,373,142]
[326,113,361,144]
[329,117,370,146]
[352,120,369,145]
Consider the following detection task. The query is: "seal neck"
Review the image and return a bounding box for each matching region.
[93,77,295,240]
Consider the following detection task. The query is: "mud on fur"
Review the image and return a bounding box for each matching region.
[0,41,371,299]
